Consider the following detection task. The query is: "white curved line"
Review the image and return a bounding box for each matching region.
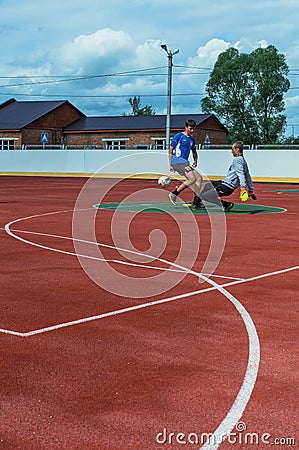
[199,276,260,449]
[4,227,243,280]
[1,264,297,337]
[2,209,268,449]
[4,213,218,280]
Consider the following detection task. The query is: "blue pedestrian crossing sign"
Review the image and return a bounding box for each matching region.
[41,132,48,143]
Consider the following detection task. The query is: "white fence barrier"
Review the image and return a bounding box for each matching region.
[0,149,298,182]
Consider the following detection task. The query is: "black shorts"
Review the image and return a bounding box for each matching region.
[200,180,234,198]
[212,181,234,197]
[172,163,194,177]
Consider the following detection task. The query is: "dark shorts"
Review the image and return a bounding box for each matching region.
[172,163,194,177]
[198,180,234,199]
[194,180,234,208]
[211,180,234,197]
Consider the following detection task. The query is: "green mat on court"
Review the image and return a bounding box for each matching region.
[94,202,285,215]
[268,189,299,193]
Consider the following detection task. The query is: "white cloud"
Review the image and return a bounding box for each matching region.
[257,40,269,49]
[285,96,299,108]
[0,0,298,129]
[59,28,134,74]
[188,39,231,68]
[135,40,166,67]
[285,40,299,66]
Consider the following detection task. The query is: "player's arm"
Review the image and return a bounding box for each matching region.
[235,159,249,201]
[168,145,175,171]
[191,147,198,167]
[245,170,257,199]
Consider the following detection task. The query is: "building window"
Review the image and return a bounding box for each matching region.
[0,139,15,150]
[135,144,149,150]
[104,140,127,150]
[153,139,166,150]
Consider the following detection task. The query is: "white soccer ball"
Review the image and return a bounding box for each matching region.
[158,175,171,188]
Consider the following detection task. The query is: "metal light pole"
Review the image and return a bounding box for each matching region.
[161,44,179,149]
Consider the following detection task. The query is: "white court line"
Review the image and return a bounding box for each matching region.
[2,208,297,450]
[0,226,244,281]
[0,264,297,338]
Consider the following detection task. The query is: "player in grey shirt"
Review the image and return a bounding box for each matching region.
[185,141,256,212]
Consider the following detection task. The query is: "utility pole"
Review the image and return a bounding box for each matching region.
[161,44,179,149]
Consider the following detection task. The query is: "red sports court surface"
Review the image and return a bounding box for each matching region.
[0,176,298,449]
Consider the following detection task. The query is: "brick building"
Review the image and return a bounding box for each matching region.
[0,98,228,150]
[0,98,84,149]
[64,114,228,149]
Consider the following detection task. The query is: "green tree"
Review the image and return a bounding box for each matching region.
[201,45,290,145]
[281,135,299,145]
[123,96,156,116]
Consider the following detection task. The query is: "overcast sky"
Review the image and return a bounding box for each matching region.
[1,0,298,136]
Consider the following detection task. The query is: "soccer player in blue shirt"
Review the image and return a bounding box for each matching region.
[168,119,203,207]
[185,140,256,212]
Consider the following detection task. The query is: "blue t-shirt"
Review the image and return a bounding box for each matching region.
[170,132,196,165]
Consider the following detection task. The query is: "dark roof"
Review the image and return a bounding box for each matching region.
[0,99,227,133]
[0,98,84,130]
[63,113,226,132]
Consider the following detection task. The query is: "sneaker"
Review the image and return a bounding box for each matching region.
[224,202,234,212]
[183,202,205,210]
[169,192,177,206]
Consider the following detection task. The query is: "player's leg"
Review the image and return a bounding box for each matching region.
[169,164,195,205]
[214,182,235,211]
[185,178,216,209]
[184,171,204,208]
[193,170,203,198]
[180,167,205,209]
[188,180,234,210]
